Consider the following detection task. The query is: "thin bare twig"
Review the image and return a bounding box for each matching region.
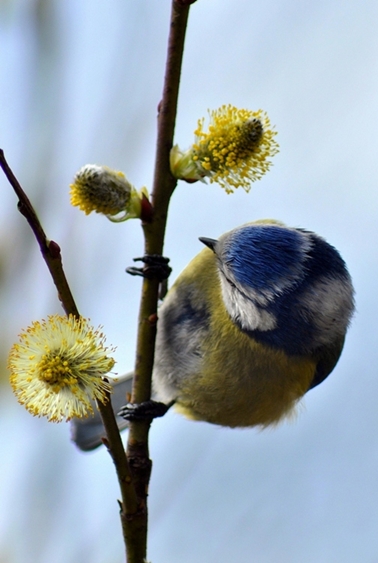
[0,148,139,559]
[0,148,79,318]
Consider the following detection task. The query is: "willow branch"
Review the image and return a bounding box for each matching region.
[0,148,79,317]
[123,1,194,561]
[0,148,139,542]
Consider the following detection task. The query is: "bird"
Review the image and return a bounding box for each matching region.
[71,219,355,450]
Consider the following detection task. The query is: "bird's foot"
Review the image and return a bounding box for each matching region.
[126,255,172,282]
[118,399,174,422]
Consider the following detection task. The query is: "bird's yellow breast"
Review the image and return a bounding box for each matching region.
[171,248,317,427]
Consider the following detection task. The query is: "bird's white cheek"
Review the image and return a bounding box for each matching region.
[220,277,276,331]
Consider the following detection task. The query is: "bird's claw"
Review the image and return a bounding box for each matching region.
[126,254,172,282]
[118,399,172,422]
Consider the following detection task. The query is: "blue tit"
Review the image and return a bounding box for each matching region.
[71,219,355,450]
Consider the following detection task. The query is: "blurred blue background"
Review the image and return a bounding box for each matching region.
[0,1,377,561]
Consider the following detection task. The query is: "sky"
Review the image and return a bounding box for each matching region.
[0,1,378,562]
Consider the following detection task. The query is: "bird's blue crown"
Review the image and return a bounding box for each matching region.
[223,224,348,294]
[224,225,309,291]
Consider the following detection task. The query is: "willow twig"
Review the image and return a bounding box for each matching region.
[0,148,138,560]
[0,148,79,317]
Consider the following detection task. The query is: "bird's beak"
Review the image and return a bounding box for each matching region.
[199,237,218,253]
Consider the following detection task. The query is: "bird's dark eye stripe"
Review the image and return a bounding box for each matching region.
[226,276,236,289]
[224,274,256,305]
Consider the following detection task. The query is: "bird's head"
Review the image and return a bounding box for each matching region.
[200,221,354,353]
